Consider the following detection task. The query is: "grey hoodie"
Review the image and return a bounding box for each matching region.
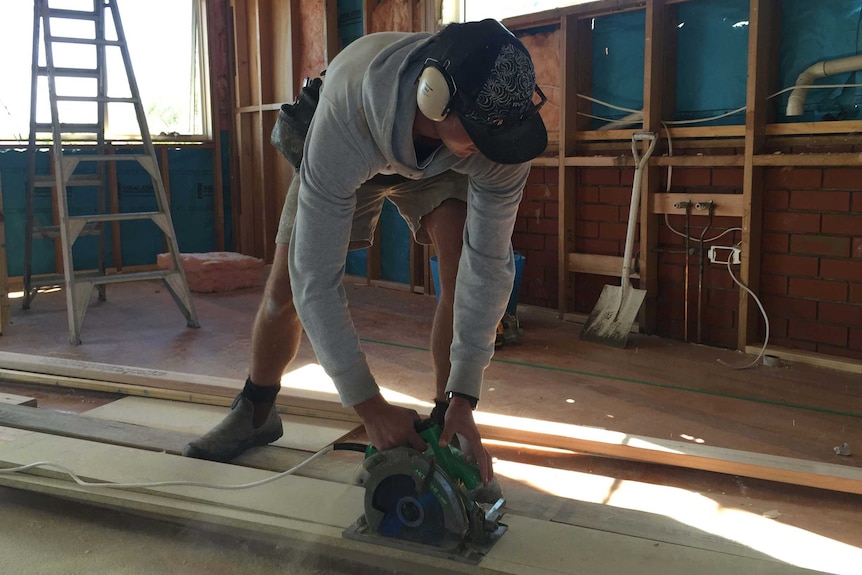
[288,31,529,407]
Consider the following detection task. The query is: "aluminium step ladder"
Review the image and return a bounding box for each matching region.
[25,0,199,344]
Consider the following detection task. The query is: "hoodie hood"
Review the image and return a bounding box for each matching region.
[361,32,434,175]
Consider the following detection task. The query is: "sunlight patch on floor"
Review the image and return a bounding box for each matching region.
[494,459,861,575]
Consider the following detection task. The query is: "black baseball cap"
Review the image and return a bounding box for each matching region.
[422,19,548,165]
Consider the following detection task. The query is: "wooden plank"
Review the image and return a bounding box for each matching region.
[745,345,862,375]
[752,153,862,166]
[577,125,744,141]
[568,253,639,279]
[324,0,340,64]
[564,155,745,167]
[475,411,862,496]
[0,393,37,407]
[765,120,862,136]
[83,396,358,452]
[738,0,776,351]
[0,433,823,575]
[0,352,858,495]
[652,193,744,217]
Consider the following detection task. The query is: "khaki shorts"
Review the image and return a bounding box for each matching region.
[276,170,468,247]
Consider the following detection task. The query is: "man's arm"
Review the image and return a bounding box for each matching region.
[288,98,426,452]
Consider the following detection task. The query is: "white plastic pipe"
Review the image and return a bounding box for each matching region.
[786,54,862,116]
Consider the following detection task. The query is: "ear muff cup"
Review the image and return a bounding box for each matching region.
[416,63,456,122]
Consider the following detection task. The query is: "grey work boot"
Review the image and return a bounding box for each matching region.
[182,395,283,462]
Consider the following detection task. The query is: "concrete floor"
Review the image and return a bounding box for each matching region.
[0,277,859,574]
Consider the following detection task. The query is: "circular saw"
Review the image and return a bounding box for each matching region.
[342,420,507,564]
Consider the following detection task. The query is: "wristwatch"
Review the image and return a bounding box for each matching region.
[447,391,478,410]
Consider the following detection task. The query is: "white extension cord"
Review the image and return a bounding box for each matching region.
[0,444,333,490]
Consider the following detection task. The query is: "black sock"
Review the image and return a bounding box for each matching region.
[241,378,280,428]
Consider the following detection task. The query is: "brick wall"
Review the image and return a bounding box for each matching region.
[515,161,862,359]
[761,167,862,361]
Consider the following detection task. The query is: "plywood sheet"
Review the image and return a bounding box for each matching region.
[0,432,823,575]
[84,397,359,452]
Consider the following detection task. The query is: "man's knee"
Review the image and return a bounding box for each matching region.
[261,244,296,318]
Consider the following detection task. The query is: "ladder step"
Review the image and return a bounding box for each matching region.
[33,122,101,133]
[46,8,98,21]
[47,37,122,47]
[33,175,102,188]
[32,223,100,240]
[37,66,100,79]
[27,269,179,290]
[56,95,138,104]
[70,212,161,224]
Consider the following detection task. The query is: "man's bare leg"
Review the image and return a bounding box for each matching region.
[422,198,467,402]
[247,242,302,426]
[182,242,299,460]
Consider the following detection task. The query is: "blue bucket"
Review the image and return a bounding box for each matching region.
[430,252,525,316]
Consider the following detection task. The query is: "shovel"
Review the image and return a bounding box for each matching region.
[580,131,658,348]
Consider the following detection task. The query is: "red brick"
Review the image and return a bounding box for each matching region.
[761,295,817,319]
[760,274,788,296]
[672,168,711,187]
[514,218,528,233]
[658,263,685,283]
[579,221,599,238]
[764,212,820,233]
[512,232,545,251]
[820,259,862,282]
[518,201,544,220]
[851,329,862,350]
[761,253,819,276]
[527,218,559,235]
[599,222,628,240]
[576,238,620,256]
[579,204,620,222]
[764,189,789,210]
[704,267,735,289]
[821,214,862,235]
[822,168,862,190]
[818,302,862,325]
[765,167,822,189]
[707,287,739,309]
[580,168,620,186]
[576,186,599,203]
[712,168,743,188]
[599,186,634,205]
[762,232,789,253]
[525,183,555,201]
[769,317,789,339]
[791,235,850,258]
[620,168,635,187]
[704,306,735,328]
[527,168,545,184]
[853,283,862,304]
[790,190,851,212]
[788,319,848,347]
[705,325,738,349]
[788,278,848,301]
[544,203,559,219]
[854,237,862,259]
[543,167,559,184]
[853,191,862,212]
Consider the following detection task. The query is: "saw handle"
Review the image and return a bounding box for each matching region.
[417,421,482,492]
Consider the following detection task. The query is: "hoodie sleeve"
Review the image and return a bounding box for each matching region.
[288,96,379,408]
[446,159,530,401]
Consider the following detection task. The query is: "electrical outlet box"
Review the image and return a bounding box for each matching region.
[708,246,741,265]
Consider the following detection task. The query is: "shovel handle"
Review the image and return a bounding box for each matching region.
[621,132,658,289]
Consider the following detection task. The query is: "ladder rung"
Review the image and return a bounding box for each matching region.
[47,37,122,47]
[37,66,100,79]
[46,8,98,21]
[32,223,100,240]
[70,212,161,224]
[34,122,101,133]
[27,270,178,291]
[33,175,102,188]
[56,96,138,104]
[60,154,149,163]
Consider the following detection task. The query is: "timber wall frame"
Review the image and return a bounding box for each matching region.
[505,0,862,353]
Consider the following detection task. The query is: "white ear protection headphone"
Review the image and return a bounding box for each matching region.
[416,59,456,122]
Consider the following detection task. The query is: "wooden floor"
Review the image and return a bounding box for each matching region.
[0,277,859,574]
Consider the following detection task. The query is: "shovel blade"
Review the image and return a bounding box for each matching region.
[579,285,647,348]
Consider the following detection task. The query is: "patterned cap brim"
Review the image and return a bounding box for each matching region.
[456,108,548,165]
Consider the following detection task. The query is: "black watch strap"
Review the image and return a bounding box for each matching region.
[447,391,478,410]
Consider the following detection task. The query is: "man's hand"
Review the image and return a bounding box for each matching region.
[353,393,427,452]
[439,396,494,485]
